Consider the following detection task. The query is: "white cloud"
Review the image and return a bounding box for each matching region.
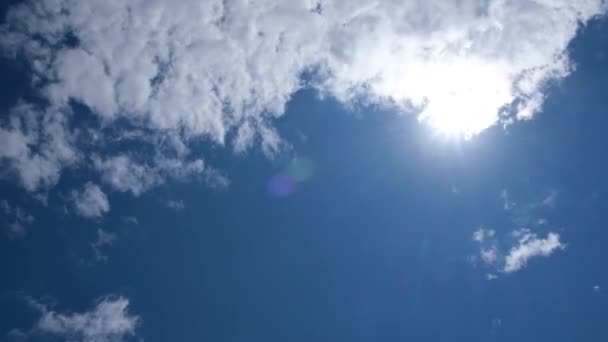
[0,0,605,194]
[72,183,110,218]
[480,247,499,264]
[504,229,565,273]
[473,228,495,243]
[593,285,601,292]
[92,155,162,196]
[472,228,501,271]
[0,104,78,192]
[23,296,140,342]
[92,154,216,196]
[472,227,565,274]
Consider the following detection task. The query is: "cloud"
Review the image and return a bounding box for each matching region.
[480,247,499,265]
[16,296,140,342]
[1,199,34,239]
[487,274,498,280]
[473,228,495,243]
[0,104,78,192]
[472,227,565,274]
[72,183,110,218]
[541,190,559,208]
[0,1,605,196]
[593,285,601,292]
[166,200,185,211]
[500,190,515,210]
[504,229,565,273]
[91,229,117,261]
[92,154,216,196]
[122,216,139,225]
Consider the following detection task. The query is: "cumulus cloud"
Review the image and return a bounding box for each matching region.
[72,182,110,218]
[0,0,605,194]
[15,296,140,342]
[472,227,564,274]
[0,103,78,192]
[504,229,565,273]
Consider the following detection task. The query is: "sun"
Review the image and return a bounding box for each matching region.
[412,59,513,140]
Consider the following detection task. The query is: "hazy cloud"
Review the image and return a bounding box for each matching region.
[1,199,34,239]
[166,200,185,211]
[91,229,117,261]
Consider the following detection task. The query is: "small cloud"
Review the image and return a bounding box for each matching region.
[593,285,601,292]
[71,182,110,218]
[487,274,499,280]
[500,190,515,210]
[541,190,558,208]
[122,216,139,225]
[480,247,499,264]
[472,227,565,274]
[1,200,34,239]
[166,200,185,211]
[91,229,117,261]
[473,228,495,243]
[491,318,502,335]
[503,229,565,273]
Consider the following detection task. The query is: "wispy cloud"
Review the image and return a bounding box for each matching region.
[166,200,185,211]
[91,229,117,262]
[504,229,565,273]
[1,199,34,239]
[13,296,140,342]
[472,228,565,275]
[500,190,515,211]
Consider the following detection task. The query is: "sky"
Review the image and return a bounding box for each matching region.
[1,0,608,341]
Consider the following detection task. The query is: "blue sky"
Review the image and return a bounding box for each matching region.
[1,1,608,341]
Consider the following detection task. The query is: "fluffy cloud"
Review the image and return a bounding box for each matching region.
[17,296,140,342]
[504,229,565,273]
[0,0,605,194]
[0,104,78,192]
[72,183,110,218]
